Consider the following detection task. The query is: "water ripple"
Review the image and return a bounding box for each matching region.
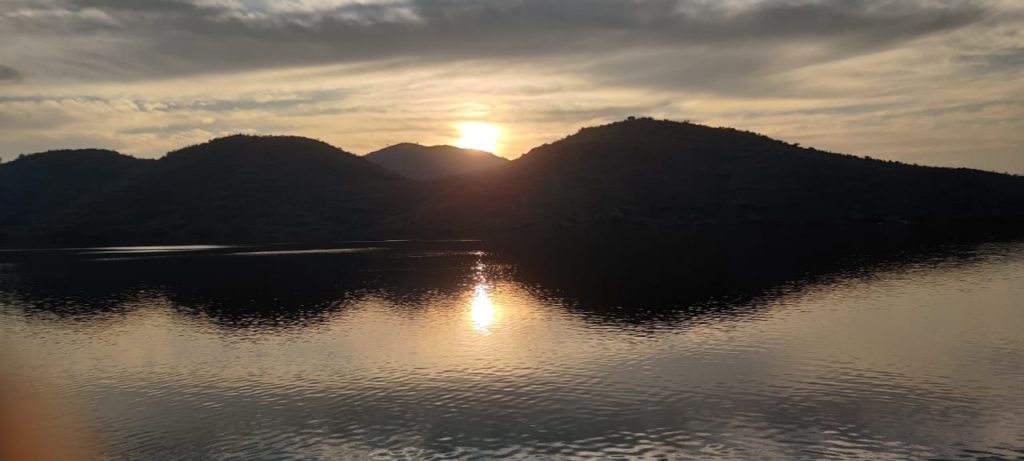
[1,241,1023,459]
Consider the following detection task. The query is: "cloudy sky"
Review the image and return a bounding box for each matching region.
[1,0,1022,172]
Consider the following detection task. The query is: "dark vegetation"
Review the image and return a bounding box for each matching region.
[365,143,508,180]
[2,118,1024,246]
[2,135,411,244]
[0,149,152,234]
[407,118,1024,236]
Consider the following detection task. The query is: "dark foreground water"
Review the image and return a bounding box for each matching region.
[1,238,1023,460]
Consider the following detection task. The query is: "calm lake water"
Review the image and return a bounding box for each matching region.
[1,238,1023,460]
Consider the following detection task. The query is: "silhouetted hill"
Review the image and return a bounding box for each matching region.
[33,135,415,244]
[4,119,1024,246]
[405,118,1024,236]
[0,149,152,231]
[365,143,508,180]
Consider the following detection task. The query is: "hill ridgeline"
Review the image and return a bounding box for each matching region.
[2,118,1023,245]
[365,143,509,180]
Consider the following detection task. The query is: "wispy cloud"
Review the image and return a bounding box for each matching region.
[2,0,991,81]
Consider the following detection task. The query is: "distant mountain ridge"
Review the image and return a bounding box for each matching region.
[365,143,508,180]
[2,118,1024,246]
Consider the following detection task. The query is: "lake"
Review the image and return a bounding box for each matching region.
[1,238,1023,460]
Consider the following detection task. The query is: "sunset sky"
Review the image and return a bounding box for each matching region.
[1,0,1022,172]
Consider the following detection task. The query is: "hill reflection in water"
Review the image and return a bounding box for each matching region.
[1,235,1023,460]
[0,230,1007,331]
[0,233,1004,330]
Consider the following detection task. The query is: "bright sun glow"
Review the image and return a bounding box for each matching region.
[455,122,500,153]
[470,283,496,332]
[469,261,497,332]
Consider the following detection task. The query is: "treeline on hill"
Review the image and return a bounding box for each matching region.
[2,117,1024,246]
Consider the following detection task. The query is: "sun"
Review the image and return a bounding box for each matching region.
[455,122,500,153]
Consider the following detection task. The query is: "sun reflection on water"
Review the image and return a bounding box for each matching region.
[469,262,497,332]
[470,284,495,332]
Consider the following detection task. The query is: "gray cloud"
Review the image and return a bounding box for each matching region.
[0,0,991,85]
[0,65,20,82]
[956,47,1024,74]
